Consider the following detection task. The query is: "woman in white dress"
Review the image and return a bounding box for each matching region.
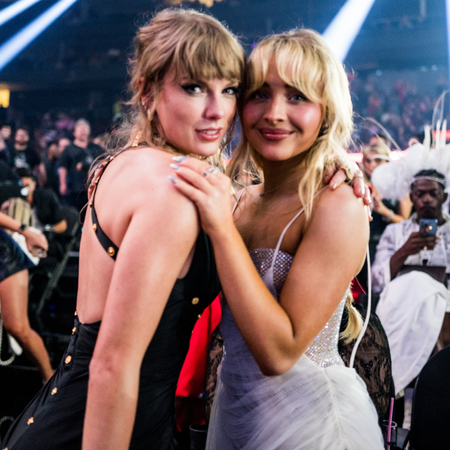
[170,29,384,449]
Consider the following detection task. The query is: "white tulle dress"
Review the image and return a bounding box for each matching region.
[206,204,384,450]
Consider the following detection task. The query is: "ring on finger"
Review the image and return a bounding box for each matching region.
[207,165,221,174]
[202,166,221,177]
[339,165,354,182]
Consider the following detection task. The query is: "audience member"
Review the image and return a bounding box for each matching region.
[0,210,52,382]
[16,168,67,233]
[0,136,11,165]
[40,140,63,194]
[373,169,450,395]
[0,122,12,144]
[363,143,411,251]
[58,119,104,210]
[9,127,40,171]
[369,133,390,148]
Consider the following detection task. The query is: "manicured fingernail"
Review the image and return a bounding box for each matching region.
[168,175,177,184]
[169,163,179,170]
[172,156,189,162]
[332,183,338,190]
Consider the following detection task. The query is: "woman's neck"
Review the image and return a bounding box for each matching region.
[260,154,307,197]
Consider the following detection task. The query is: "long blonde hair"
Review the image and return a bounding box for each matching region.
[88,8,245,185]
[229,29,362,342]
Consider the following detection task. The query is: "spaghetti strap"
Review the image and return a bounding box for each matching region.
[263,186,329,296]
[232,189,246,215]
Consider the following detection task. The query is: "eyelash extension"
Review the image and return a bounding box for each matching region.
[227,86,240,95]
[180,84,202,94]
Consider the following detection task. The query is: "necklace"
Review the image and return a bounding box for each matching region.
[259,175,302,197]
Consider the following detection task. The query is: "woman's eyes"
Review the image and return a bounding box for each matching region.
[181,84,203,94]
[223,86,240,96]
[181,84,239,96]
[248,91,307,101]
[249,91,268,100]
[290,93,307,102]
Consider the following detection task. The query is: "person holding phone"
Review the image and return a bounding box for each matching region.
[372,169,450,289]
[372,169,450,398]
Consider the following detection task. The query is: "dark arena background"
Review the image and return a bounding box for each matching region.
[0,1,449,449]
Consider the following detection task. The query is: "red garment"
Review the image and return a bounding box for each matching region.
[176,296,222,398]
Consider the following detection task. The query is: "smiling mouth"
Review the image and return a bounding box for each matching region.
[196,129,222,141]
[259,128,293,140]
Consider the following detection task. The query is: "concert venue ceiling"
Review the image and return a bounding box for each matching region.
[0,0,446,92]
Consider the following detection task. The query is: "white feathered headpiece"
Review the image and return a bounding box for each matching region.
[371,91,450,200]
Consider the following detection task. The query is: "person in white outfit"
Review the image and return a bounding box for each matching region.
[170,29,383,450]
[373,169,450,395]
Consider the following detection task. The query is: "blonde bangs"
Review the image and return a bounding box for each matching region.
[172,29,245,83]
[107,8,246,160]
[244,35,324,106]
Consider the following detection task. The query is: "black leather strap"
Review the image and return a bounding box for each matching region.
[90,155,119,260]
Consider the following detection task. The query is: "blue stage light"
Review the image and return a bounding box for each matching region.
[0,0,41,27]
[0,0,78,72]
[323,0,377,62]
[446,0,450,85]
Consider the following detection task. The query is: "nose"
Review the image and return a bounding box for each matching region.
[204,93,225,120]
[263,95,286,123]
[422,193,433,204]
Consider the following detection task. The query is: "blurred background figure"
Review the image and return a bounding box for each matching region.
[362,142,412,258]
[15,168,67,234]
[40,139,69,195]
[58,119,104,210]
[10,127,40,172]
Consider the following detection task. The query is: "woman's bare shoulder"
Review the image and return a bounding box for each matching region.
[101,147,198,219]
[309,184,369,240]
[318,183,367,216]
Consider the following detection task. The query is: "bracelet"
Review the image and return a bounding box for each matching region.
[383,209,394,222]
[17,224,27,234]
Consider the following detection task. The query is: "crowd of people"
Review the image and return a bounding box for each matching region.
[0,6,449,450]
[350,73,449,150]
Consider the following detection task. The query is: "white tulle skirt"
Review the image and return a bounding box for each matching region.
[206,353,384,450]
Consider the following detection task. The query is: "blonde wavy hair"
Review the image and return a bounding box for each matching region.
[88,8,245,184]
[229,29,362,342]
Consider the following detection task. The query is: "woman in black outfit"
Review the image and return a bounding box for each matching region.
[3,9,244,450]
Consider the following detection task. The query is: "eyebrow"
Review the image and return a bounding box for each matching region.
[261,81,294,89]
[415,189,439,194]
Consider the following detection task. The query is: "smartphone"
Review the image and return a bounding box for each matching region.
[419,218,438,237]
[31,247,47,258]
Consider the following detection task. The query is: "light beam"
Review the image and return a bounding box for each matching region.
[0,0,41,27]
[323,0,377,62]
[0,0,78,72]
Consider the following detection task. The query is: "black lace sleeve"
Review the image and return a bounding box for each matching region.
[339,303,395,423]
[204,323,223,424]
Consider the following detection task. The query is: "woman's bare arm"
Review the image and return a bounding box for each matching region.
[82,176,199,450]
[172,161,369,376]
[0,210,48,251]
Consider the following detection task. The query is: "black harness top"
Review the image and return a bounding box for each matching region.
[90,154,119,260]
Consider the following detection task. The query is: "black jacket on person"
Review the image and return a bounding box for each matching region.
[9,147,41,170]
[32,188,65,227]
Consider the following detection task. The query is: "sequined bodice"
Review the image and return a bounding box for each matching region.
[221,248,345,370]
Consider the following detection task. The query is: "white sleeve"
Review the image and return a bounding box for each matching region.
[371,224,397,293]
